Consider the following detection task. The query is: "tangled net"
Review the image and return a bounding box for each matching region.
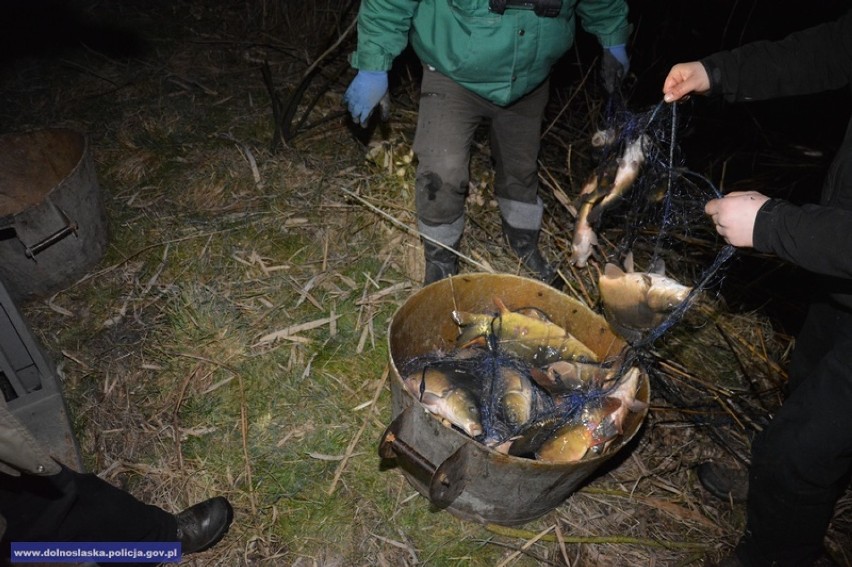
[572,97,736,349]
[570,96,762,463]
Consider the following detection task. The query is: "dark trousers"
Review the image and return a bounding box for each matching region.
[738,299,852,566]
[0,464,177,566]
[412,68,549,234]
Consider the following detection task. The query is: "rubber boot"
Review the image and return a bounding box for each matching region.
[423,239,460,285]
[696,462,749,503]
[502,220,555,283]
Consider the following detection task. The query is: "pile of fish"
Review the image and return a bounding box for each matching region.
[399,297,646,464]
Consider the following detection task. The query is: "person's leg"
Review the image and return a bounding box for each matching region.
[736,300,852,566]
[1,464,232,565]
[0,465,177,544]
[489,79,554,281]
[0,464,177,566]
[413,67,485,284]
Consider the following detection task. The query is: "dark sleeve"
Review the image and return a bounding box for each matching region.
[753,199,852,278]
[700,9,852,103]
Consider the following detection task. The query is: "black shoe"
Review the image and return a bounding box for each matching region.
[501,221,555,282]
[423,240,459,285]
[175,496,234,554]
[697,462,749,503]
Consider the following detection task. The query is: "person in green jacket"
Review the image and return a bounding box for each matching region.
[344,0,631,285]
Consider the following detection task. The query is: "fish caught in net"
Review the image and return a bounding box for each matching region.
[398,296,647,464]
[569,100,735,348]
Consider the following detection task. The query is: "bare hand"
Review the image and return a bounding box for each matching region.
[663,62,711,103]
[704,191,771,247]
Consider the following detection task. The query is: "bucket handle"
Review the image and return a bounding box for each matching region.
[17,205,79,260]
[379,406,470,509]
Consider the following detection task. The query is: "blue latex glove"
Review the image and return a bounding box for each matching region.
[343,70,389,126]
[601,44,630,93]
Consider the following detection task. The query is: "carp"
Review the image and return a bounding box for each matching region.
[570,135,649,267]
[598,252,692,343]
[453,297,598,364]
[599,367,645,437]
[536,367,644,463]
[534,397,622,463]
[569,174,604,269]
[495,365,537,429]
[530,359,615,395]
[403,365,483,438]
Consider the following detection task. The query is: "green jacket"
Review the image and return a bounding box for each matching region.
[349,0,630,106]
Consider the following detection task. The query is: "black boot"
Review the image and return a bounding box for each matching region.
[423,239,460,285]
[696,462,749,503]
[175,496,234,554]
[502,221,555,283]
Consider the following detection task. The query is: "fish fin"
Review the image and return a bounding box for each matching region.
[529,367,555,390]
[600,396,622,416]
[418,391,441,405]
[492,296,511,314]
[603,262,625,279]
[457,334,487,349]
[650,257,666,275]
[623,251,635,273]
[578,173,599,197]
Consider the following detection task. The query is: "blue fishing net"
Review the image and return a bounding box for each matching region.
[571,99,736,348]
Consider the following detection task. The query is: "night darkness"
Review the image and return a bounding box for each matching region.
[2,0,852,331]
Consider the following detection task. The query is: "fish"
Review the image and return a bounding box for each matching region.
[453,297,567,345]
[598,252,693,343]
[403,365,483,438]
[452,298,599,363]
[530,360,615,395]
[495,365,537,429]
[598,367,645,437]
[535,367,645,464]
[570,135,649,268]
[534,397,623,463]
[587,134,648,224]
[497,413,569,457]
[569,174,605,268]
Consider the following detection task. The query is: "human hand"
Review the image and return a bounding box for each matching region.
[602,44,629,94]
[704,191,771,247]
[662,62,710,103]
[343,70,389,126]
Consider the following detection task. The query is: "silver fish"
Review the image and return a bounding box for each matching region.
[598,252,693,343]
[530,360,615,395]
[570,135,649,267]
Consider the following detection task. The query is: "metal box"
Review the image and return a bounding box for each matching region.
[0,279,83,471]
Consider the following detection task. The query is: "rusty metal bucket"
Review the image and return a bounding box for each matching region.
[380,273,650,526]
[0,128,108,302]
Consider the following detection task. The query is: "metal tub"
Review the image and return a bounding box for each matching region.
[0,128,108,302]
[380,273,649,526]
